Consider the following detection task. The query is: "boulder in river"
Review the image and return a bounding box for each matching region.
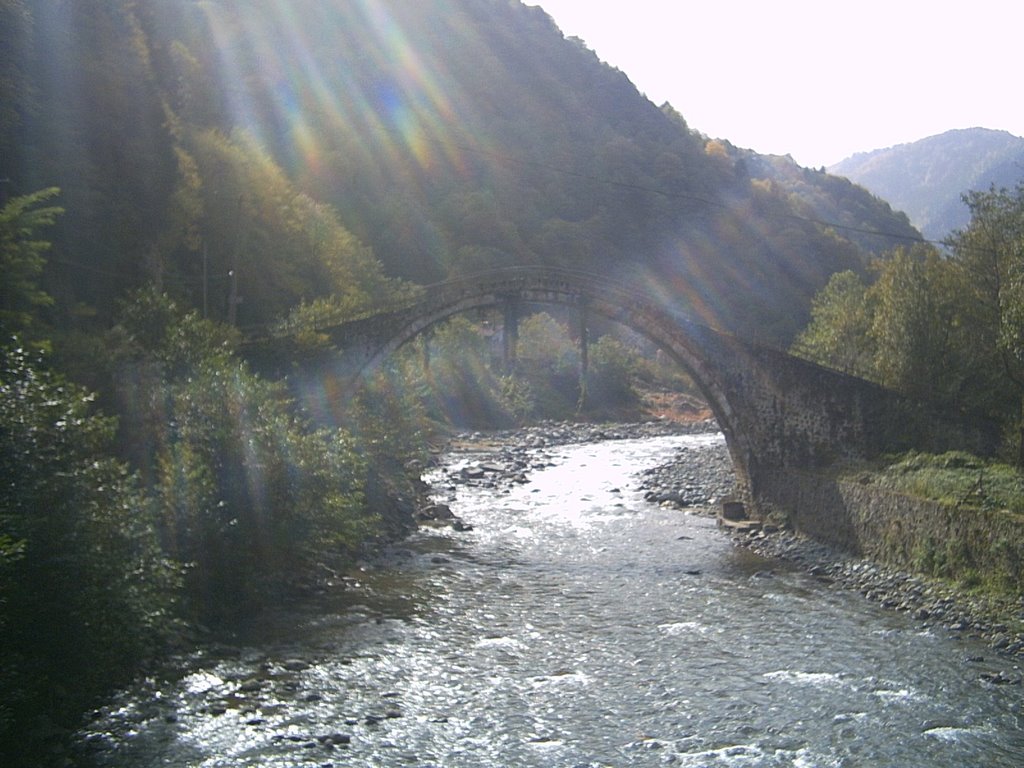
[416,503,455,522]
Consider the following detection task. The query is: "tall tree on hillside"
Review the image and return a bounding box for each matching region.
[0,0,33,179]
[0,187,61,338]
[791,270,875,378]
[186,129,406,327]
[947,184,1024,464]
[12,0,179,320]
[868,245,964,404]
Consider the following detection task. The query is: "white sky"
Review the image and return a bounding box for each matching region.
[530,0,1024,168]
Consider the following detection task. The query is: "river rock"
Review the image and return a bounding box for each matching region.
[417,503,455,521]
[317,732,352,746]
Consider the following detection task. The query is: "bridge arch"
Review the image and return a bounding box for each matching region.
[316,268,758,500]
[247,266,998,553]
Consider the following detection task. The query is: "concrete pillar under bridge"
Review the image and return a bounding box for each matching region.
[420,328,433,374]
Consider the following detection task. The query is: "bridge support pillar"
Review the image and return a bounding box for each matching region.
[421,329,432,374]
[577,301,589,410]
[502,297,520,372]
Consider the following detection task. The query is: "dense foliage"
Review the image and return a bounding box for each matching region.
[110,291,376,622]
[793,184,1024,463]
[0,166,394,766]
[372,310,659,428]
[0,342,180,759]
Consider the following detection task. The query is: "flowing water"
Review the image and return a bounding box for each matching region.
[80,433,1024,767]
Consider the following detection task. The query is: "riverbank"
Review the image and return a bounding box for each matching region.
[630,428,1024,668]
[724,525,1024,668]
[434,419,1024,668]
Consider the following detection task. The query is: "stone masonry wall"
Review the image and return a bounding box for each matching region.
[757,469,1024,591]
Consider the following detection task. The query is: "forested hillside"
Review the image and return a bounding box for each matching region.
[830,128,1024,240]
[3,0,920,344]
[715,144,921,256]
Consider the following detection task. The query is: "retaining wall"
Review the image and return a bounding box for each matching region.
[757,470,1024,591]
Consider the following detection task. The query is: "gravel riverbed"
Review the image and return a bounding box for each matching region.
[435,419,1024,670]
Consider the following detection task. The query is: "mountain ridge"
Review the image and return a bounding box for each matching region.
[829,127,1024,240]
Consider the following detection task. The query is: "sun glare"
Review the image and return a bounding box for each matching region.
[199,0,481,191]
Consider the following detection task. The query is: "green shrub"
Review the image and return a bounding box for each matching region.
[155,358,373,621]
[0,342,179,754]
[113,290,376,623]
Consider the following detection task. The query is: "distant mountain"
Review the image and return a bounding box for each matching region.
[829,128,1024,241]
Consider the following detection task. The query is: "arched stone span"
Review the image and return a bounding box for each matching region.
[310,268,755,496]
[250,267,996,518]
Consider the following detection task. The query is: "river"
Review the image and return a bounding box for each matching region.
[79,432,1024,767]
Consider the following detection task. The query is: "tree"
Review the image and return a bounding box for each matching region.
[0,0,33,169]
[946,184,1024,463]
[793,185,1024,464]
[185,129,404,327]
[791,269,875,378]
[0,342,178,758]
[402,315,516,428]
[111,290,373,621]
[518,311,578,376]
[587,335,641,411]
[868,245,963,403]
[0,188,61,337]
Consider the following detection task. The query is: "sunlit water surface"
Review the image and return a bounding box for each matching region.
[81,434,1024,767]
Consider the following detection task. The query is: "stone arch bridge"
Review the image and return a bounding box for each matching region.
[246,267,994,523]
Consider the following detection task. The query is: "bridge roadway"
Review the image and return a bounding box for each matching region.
[245,267,996,540]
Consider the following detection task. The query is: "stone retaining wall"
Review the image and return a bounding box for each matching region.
[758,470,1024,591]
